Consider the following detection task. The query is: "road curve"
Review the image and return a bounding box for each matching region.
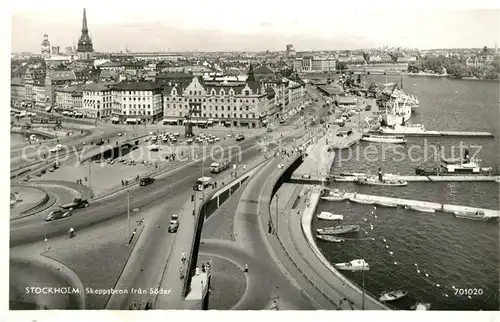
[10,134,306,247]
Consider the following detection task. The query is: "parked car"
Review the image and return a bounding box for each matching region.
[139,177,155,186]
[59,198,89,210]
[235,134,245,141]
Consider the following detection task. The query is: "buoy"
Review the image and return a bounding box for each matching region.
[364,231,368,234]
[385,245,389,248]
[468,295,472,299]
[452,285,456,289]
[374,206,377,210]
[383,238,387,243]
[444,294,449,297]
[371,238,375,241]
[436,284,440,287]
[414,263,418,267]
[417,269,420,274]
[425,273,429,277]
[374,215,377,219]
[364,218,367,221]
[394,261,398,265]
[389,251,393,256]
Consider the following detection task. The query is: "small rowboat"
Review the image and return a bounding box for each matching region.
[407,205,436,213]
[379,290,408,302]
[317,211,343,221]
[316,235,344,243]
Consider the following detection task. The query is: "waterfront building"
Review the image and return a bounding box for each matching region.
[162,67,267,128]
[11,77,26,107]
[76,9,95,61]
[55,85,83,112]
[110,81,163,123]
[45,70,77,108]
[82,83,115,118]
[294,56,336,72]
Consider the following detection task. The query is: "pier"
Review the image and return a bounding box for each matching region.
[293,134,337,180]
[320,191,500,219]
[371,130,494,138]
[291,174,500,183]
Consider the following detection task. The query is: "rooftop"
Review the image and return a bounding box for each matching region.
[112,81,162,91]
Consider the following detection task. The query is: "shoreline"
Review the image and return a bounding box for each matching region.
[407,73,499,81]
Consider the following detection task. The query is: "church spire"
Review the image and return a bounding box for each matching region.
[82,8,88,33]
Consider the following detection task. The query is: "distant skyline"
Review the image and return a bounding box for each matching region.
[10,1,500,53]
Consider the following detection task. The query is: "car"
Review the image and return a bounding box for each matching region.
[118,133,123,136]
[96,139,104,145]
[168,219,179,233]
[139,177,155,186]
[171,214,179,221]
[235,134,245,141]
[267,127,273,132]
[44,209,72,221]
[226,133,233,138]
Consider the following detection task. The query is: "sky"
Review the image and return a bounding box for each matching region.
[8,0,500,53]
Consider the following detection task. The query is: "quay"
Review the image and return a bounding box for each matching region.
[320,190,500,219]
[291,173,500,183]
[370,130,494,138]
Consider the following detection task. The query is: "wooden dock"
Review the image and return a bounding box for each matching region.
[320,191,500,218]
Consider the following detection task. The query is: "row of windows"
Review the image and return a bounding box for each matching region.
[186,89,252,96]
[166,97,257,104]
[173,112,257,119]
[166,104,252,112]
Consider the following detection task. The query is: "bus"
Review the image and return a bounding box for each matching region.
[193,177,214,191]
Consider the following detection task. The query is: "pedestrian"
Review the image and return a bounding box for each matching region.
[201,263,206,272]
[121,179,124,186]
[243,264,249,272]
[84,176,88,182]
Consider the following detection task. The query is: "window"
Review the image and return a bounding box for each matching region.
[245,90,250,95]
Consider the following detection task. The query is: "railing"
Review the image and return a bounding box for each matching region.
[181,159,269,297]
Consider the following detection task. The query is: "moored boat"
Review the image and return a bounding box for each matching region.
[335,259,370,271]
[350,198,375,205]
[453,210,490,221]
[379,290,408,302]
[361,134,407,144]
[316,235,344,243]
[320,188,348,201]
[407,205,436,213]
[355,176,408,187]
[316,224,360,235]
[330,175,357,182]
[380,123,425,135]
[317,211,343,221]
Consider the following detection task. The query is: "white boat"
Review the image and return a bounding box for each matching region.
[317,211,343,221]
[148,144,159,151]
[407,205,436,213]
[321,188,348,201]
[316,235,344,243]
[355,176,408,187]
[335,259,370,271]
[453,210,491,221]
[317,225,360,235]
[441,157,483,174]
[379,124,426,135]
[361,134,407,144]
[379,290,408,302]
[350,198,374,205]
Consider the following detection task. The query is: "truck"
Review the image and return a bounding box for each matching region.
[210,161,230,174]
[59,198,89,210]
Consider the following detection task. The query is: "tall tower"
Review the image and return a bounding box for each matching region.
[76,8,95,61]
[41,34,51,60]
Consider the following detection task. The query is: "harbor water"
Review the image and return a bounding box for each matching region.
[315,75,499,310]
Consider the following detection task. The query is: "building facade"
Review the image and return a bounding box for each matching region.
[55,85,83,111]
[111,82,163,123]
[162,76,268,128]
[294,57,336,72]
[11,78,26,107]
[45,70,77,108]
[82,83,114,118]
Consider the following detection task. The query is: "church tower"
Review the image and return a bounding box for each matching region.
[76,8,95,61]
[41,34,51,60]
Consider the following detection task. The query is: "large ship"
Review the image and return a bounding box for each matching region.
[377,84,416,127]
